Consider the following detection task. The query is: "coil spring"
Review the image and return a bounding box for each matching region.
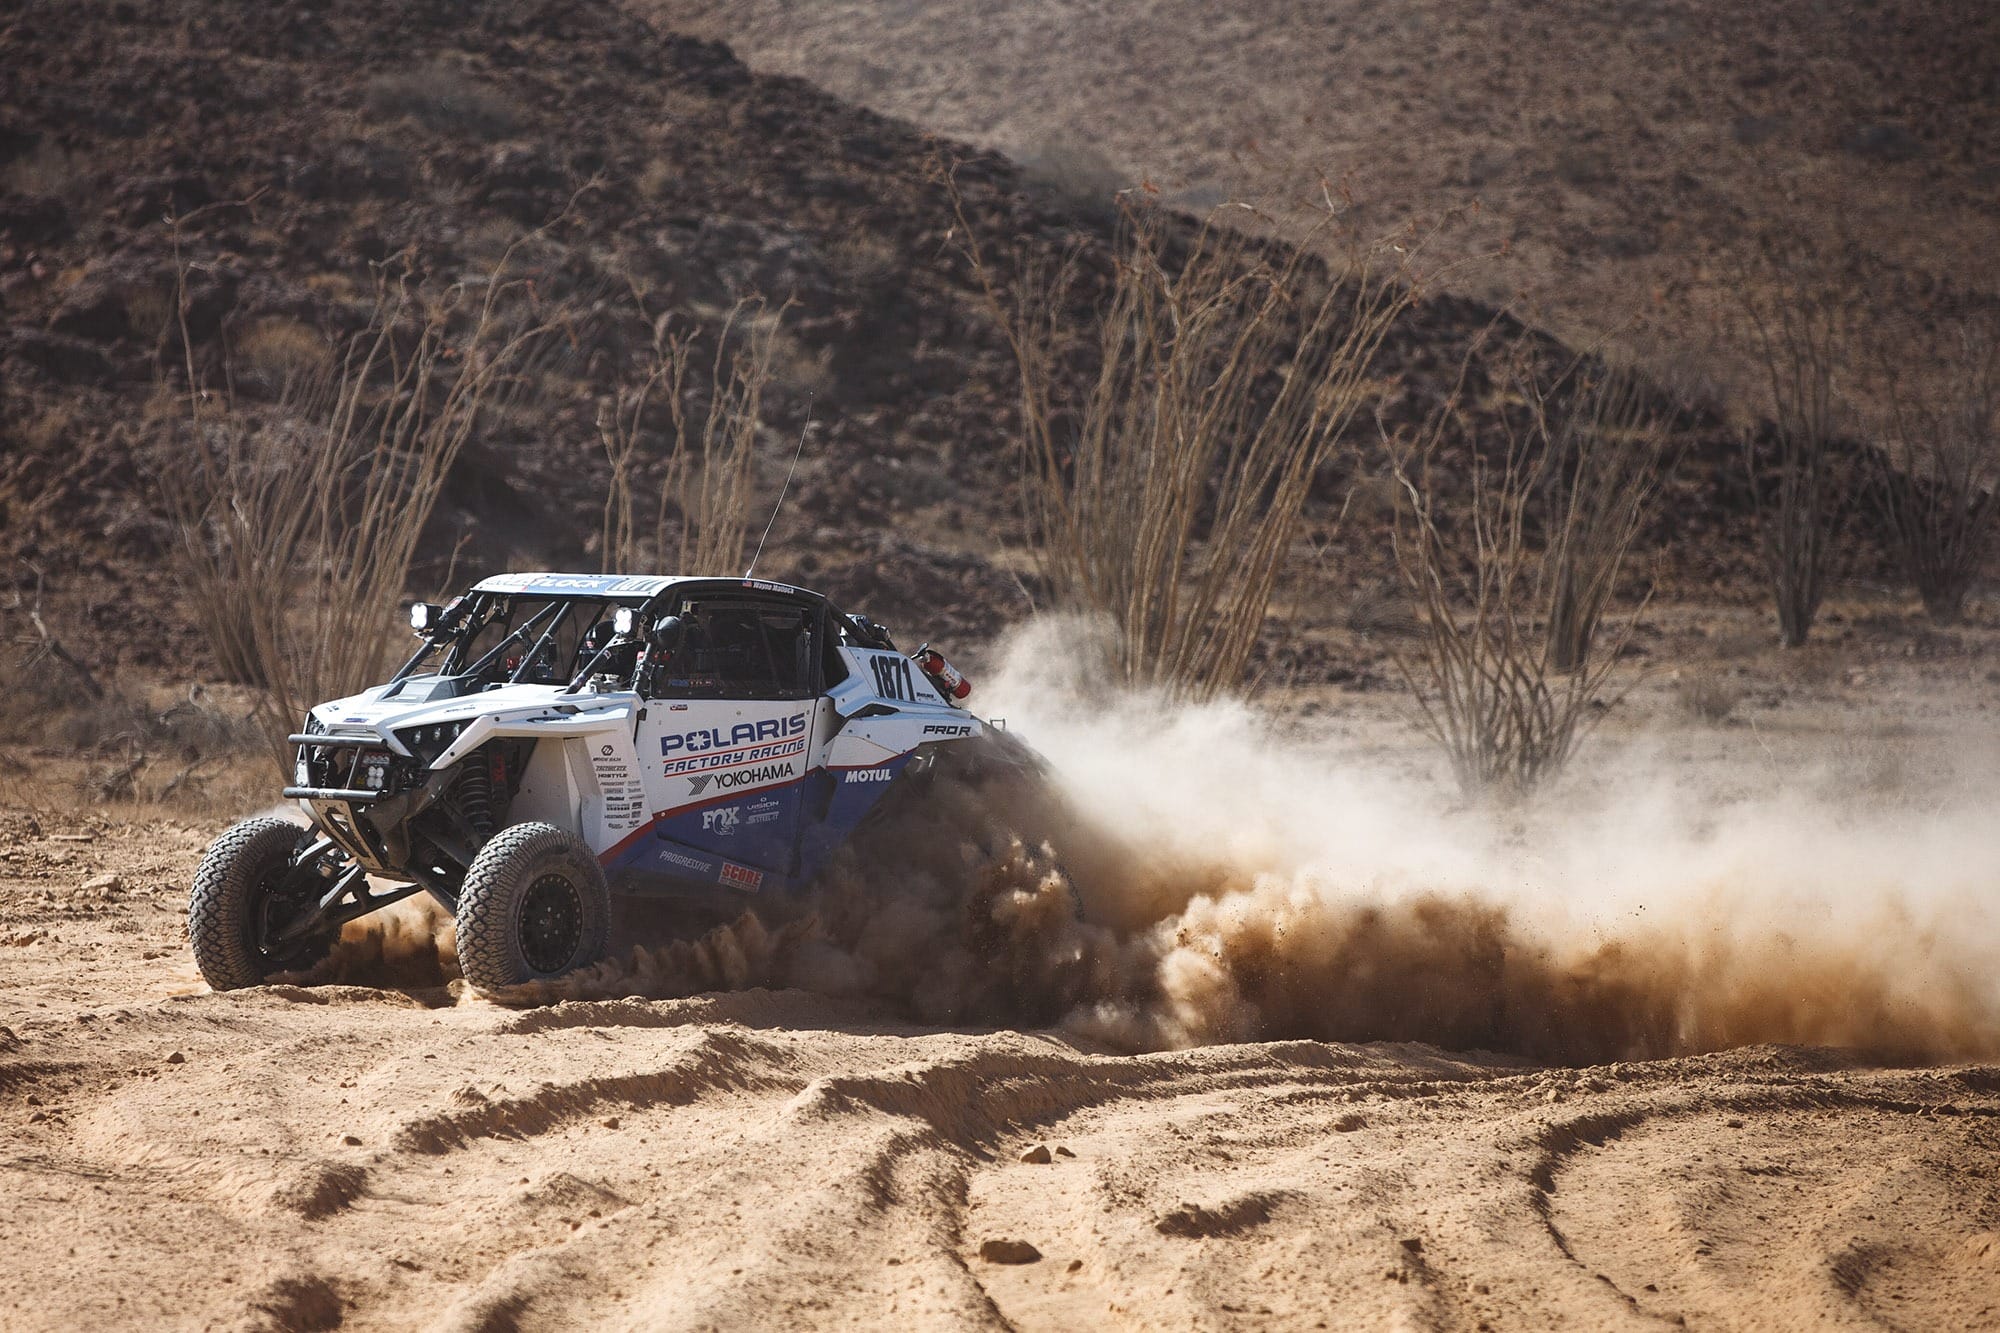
[455,751,496,840]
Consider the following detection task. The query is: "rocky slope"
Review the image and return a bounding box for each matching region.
[1,0,1777,688]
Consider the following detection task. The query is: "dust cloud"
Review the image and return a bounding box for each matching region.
[286,894,460,991]
[489,620,2000,1065]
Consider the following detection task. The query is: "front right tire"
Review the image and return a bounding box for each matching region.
[188,816,333,991]
[454,822,611,993]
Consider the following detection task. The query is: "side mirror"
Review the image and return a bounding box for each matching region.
[649,614,686,653]
[409,602,443,634]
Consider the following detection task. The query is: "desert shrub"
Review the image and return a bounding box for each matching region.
[1526,356,1673,671]
[163,244,559,766]
[1387,334,1657,796]
[363,66,522,140]
[1736,246,1853,647]
[3,139,75,198]
[636,158,675,202]
[232,316,333,390]
[0,617,263,813]
[598,297,785,575]
[1870,315,2000,623]
[1674,668,1742,723]
[956,175,1430,700]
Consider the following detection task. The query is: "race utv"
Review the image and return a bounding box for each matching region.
[187,572,1006,993]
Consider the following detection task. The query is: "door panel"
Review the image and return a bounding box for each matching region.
[647,699,816,873]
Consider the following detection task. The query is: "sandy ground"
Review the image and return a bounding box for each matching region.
[3,813,1996,1333]
[6,619,2000,1331]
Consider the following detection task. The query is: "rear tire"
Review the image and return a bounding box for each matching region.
[455,822,610,992]
[188,817,332,991]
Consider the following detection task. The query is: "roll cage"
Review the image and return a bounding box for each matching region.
[389,576,900,700]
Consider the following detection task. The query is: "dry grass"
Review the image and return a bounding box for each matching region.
[956,174,1432,700]
[598,295,784,575]
[232,317,333,389]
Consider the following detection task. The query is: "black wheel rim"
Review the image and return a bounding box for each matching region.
[246,855,317,969]
[519,872,583,974]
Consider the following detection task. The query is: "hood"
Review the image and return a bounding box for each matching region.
[307,677,635,761]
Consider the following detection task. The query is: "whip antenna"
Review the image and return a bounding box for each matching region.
[744,403,813,578]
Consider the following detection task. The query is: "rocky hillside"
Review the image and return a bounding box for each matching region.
[665,0,2000,398]
[1,0,1766,686]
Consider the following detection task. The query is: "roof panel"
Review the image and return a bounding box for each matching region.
[469,573,681,598]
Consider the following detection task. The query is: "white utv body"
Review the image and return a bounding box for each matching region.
[187,573,1005,993]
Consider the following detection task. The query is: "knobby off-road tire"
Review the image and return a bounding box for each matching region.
[188,817,331,991]
[455,822,610,992]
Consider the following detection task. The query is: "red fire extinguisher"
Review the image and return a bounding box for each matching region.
[915,644,972,703]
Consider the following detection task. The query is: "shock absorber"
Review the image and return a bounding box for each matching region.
[455,750,496,840]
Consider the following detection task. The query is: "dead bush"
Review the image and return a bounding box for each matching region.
[1736,246,1853,647]
[956,173,1432,700]
[598,295,784,575]
[1674,668,1742,723]
[1526,356,1674,672]
[1387,334,1654,796]
[163,238,559,767]
[1870,315,2000,623]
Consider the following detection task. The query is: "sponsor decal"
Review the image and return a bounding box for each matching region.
[844,768,895,784]
[745,796,784,825]
[701,806,742,835]
[719,861,763,892]
[663,737,805,776]
[741,579,793,593]
[921,724,973,737]
[670,703,689,711]
[686,774,713,796]
[713,761,795,790]
[589,746,644,832]
[660,713,806,757]
[656,848,711,874]
[476,573,673,596]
